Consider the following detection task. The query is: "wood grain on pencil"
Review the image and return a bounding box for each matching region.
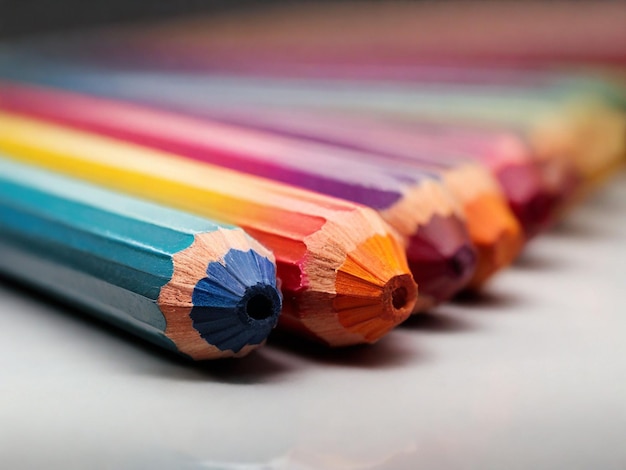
[0,83,474,310]
[0,158,282,359]
[0,112,417,347]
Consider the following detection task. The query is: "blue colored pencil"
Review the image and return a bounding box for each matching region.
[0,158,282,360]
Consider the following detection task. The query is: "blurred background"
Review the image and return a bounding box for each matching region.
[1,2,626,469]
[0,0,270,38]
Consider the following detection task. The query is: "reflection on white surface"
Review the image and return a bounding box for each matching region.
[0,173,625,470]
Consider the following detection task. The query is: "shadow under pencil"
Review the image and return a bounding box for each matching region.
[0,274,295,384]
[452,288,523,311]
[265,329,423,369]
[400,310,476,334]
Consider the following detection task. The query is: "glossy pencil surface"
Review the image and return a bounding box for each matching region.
[0,82,474,309]
[0,112,417,346]
[0,158,282,360]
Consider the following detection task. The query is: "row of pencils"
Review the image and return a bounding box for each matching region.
[0,2,625,360]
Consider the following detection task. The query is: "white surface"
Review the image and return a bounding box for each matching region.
[1,173,625,470]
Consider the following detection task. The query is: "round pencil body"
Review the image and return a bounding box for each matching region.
[0,83,473,311]
[0,113,417,347]
[0,158,282,360]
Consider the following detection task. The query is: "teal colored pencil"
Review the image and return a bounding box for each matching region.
[0,158,282,360]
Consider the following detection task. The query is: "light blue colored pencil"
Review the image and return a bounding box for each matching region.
[0,157,282,360]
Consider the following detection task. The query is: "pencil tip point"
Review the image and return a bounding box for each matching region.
[464,193,524,287]
[189,249,282,354]
[384,273,418,320]
[235,282,283,324]
[470,227,524,288]
[162,240,282,359]
[328,233,417,345]
[407,214,477,308]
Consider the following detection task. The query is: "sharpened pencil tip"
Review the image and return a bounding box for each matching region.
[464,193,524,287]
[236,283,283,324]
[384,273,418,319]
[242,288,279,321]
[495,163,559,239]
[294,230,417,347]
[188,249,282,355]
[406,214,477,310]
[392,286,408,310]
[469,227,524,288]
[510,190,558,239]
[450,245,477,279]
[161,232,282,360]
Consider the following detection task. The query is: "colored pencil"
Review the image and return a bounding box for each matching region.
[0,158,282,360]
[0,82,476,309]
[0,75,522,287]
[164,104,562,238]
[0,112,417,347]
[420,160,522,287]
[8,57,619,189]
[0,53,622,188]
